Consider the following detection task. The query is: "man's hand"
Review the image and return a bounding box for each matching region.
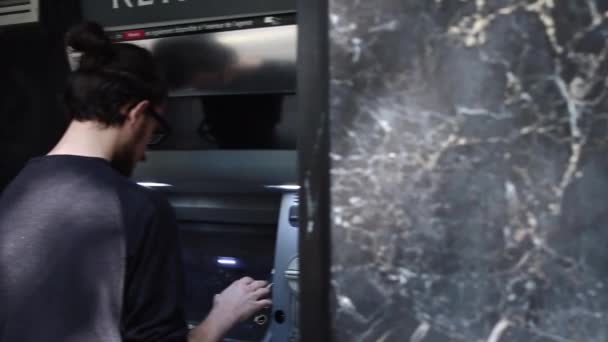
[212,277,272,323]
[188,277,272,342]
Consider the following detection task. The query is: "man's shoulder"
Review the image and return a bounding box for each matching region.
[116,179,171,214]
[116,180,176,249]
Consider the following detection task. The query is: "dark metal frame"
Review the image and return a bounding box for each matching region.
[297,0,331,340]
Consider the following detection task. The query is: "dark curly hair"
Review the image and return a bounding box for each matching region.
[64,22,167,126]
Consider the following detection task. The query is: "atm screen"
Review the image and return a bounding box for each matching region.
[82,13,300,152]
[151,94,297,150]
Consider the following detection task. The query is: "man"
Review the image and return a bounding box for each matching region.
[0,22,271,341]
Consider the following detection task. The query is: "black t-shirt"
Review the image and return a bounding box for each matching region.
[0,155,189,341]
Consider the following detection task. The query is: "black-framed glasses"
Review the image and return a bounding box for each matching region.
[146,108,171,146]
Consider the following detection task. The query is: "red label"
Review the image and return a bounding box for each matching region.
[122,30,146,40]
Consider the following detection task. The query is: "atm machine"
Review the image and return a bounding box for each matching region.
[270,192,300,342]
[76,2,301,340]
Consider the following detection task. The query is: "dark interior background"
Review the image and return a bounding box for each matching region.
[0,1,81,191]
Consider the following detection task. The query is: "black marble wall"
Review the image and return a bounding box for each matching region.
[329,1,608,341]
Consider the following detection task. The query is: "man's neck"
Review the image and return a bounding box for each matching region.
[48,120,120,160]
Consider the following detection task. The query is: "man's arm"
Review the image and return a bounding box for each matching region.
[188,277,272,342]
[124,194,271,342]
[122,196,190,342]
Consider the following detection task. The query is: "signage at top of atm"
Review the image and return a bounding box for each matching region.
[113,0,187,9]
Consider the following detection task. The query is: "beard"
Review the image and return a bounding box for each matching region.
[110,146,138,177]
[111,117,151,177]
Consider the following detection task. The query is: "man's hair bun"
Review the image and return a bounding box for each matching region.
[64,21,168,126]
[66,21,111,54]
[66,22,114,71]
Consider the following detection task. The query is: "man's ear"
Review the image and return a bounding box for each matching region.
[122,100,150,125]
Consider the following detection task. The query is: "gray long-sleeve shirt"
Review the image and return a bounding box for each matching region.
[0,155,188,341]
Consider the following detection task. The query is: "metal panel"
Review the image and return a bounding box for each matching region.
[132,150,298,188]
[67,14,297,96]
[270,193,300,341]
[0,0,38,26]
[122,23,296,96]
[0,1,29,7]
